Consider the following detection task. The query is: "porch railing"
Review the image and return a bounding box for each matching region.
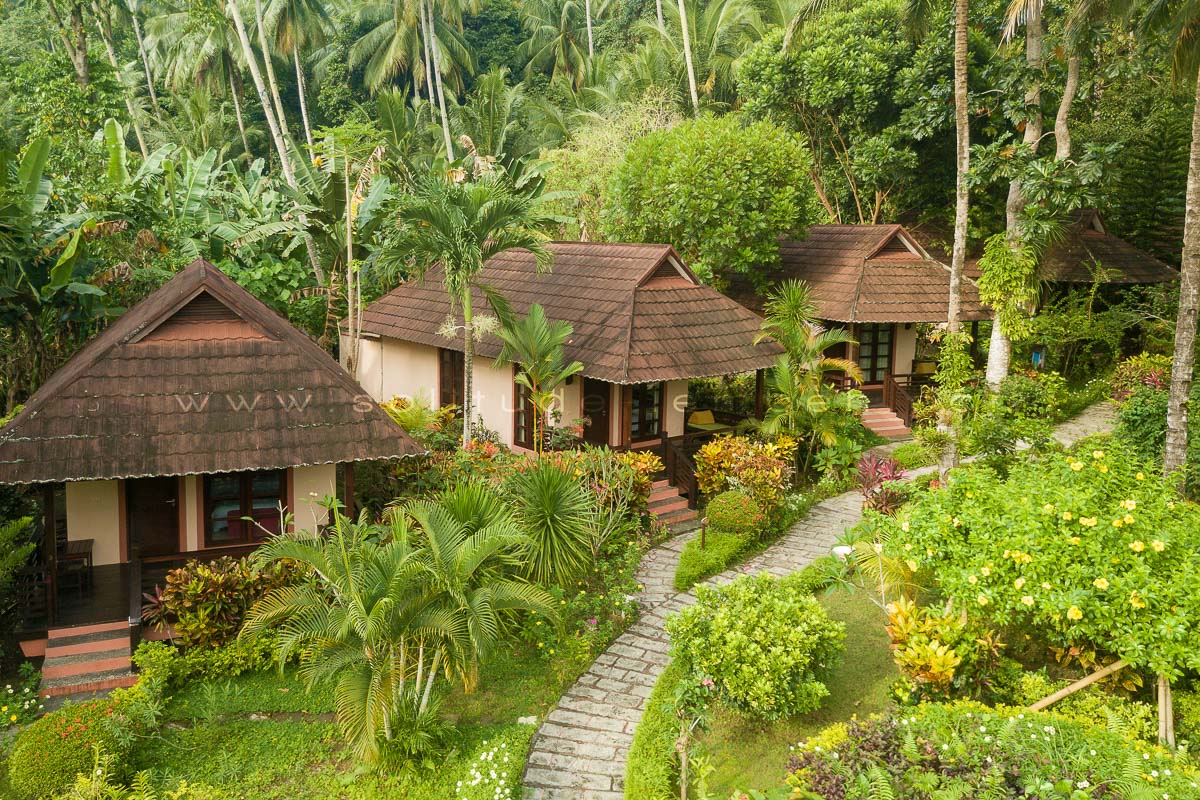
[657,427,737,509]
[882,373,935,427]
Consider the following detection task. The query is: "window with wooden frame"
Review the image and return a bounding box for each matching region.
[204,470,287,546]
[438,348,465,412]
[513,377,537,450]
[630,382,664,441]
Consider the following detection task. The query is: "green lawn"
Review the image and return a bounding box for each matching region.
[697,589,897,795]
[138,645,559,798]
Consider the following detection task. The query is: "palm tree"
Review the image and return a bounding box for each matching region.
[495,303,584,451]
[264,0,331,149]
[677,0,700,112]
[386,173,559,445]
[89,0,150,157]
[519,0,591,90]
[646,0,761,110]
[125,0,163,118]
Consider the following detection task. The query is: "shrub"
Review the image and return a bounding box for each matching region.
[666,572,845,719]
[787,701,1200,798]
[1111,352,1171,401]
[996,370,1069,421]
[55,747,222,799]
[672,531,745,592]
[694,435,794,515]
[888,441,935,470]
[154,556,296,649]
[1175,689,1200,743]
[454,724,536,800]
[1015,672,1157,743]
[1,662,43,729]
[705,490,763,535]
[9,699,130,799]
[624,659,687,800]
[506,459,593,587]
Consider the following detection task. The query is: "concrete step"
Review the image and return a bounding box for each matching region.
[43,653,132,681]
[657,507,698,526]
[650,497,689,517]
[45,638,130,661]
[41,670,138,697]
[47,620,128,639]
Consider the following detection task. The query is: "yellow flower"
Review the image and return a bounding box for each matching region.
[981,566,991,577]
[1068,536,1081,545]
[901,521,910,532]
[1071,461,1084,471]
[1136,472,1145,480]
[1079,517,1097,528]
[1093,578,1110,590]
[1042,582,1052,590]
[1130,591,1146,609]
[953,517,962,527]
[1042,503,1055,513]
[977,594,989,606]
[537,642,544,648]
[1121,499,1137,511]
[1112,518,1123,528]
[1021,595,1035,607]
[1130,540,1145,553]
[549,649,555,655]
[1093,450,1105,459]
[1124,514,1135,525]
[968,574,978,585]
[1062,511,1073,521]
[1152,540,1165,552]
[1098,465,1109,473]
[906,559,919,573]
[1067,606,1083,621]
[1014,577,1026,590]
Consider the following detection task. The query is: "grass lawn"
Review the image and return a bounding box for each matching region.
[697,589,897,796]
[139,644,561,798]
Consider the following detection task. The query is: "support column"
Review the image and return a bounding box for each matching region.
[620,385,633,450]
[42,484,58,626]
[754,369,766,419]
[343,462,356,519]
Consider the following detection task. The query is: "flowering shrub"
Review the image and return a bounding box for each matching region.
[1,662,43,729]
[694,435,794,514]
[1014,672,1157,743]
[8,698,134,800]
[882,441,1200,677]
[454,725,535,800]
[705,490,764,536]
[1111,352,1172,401]
[154,556,296,649]
[996,370,1069,420]
[786,702,1200,799]
[666,571,845,719]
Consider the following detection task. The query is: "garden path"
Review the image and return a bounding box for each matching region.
[521,403,1117,800]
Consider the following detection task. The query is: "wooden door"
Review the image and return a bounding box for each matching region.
[128,477,180,559]
[582,378,611,446]
[857,324,894,384]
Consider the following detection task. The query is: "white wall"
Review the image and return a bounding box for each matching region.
[181,475,200,552]
[356,337,384,400]
[474,360,516,447]
[664,379,689,438]
[894,325,918,376]
[65,480,122,566]
[379,338,440,405]
[291,463,337,533]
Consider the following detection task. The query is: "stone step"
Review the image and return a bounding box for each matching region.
[47,619,128,639]
[40,670,138,698]
[43,653,132,681]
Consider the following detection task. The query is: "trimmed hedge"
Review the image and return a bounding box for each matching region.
[673,531,745,591]
[624,659,686,800]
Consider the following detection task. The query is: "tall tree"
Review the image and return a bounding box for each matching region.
[387,173,558,444]
[126,0,163,117]
[252,0,294,146]
[89,0,150,157]
[424,0,457,158]
[677,0,700,113]
[43,0,91,86]
[265,0,331,149]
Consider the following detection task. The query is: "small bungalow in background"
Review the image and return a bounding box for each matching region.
[727,224,992,436]
[0,259,421,695]
[349,242,783,513]
[1033,208,1179,285]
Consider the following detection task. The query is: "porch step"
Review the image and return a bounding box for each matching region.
[40,623,133,698]
[657,507,699,526]
[862,406,910,440]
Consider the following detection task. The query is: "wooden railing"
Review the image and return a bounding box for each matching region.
[658,427,737,509]
[883,374,914,427]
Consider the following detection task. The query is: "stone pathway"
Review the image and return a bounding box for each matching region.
[521,402,1116,800]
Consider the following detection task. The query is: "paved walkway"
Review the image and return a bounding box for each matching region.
[521,403,1116,800]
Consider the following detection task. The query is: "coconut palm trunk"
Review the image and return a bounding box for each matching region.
[424,0,456,159]
[986,1,1042,387]
[677,0,699,114]
[129,8,162,118]
[656,0,664,26]
[947,0,969,337]
[293,41,315,149]
[90,4,149,158]
[461,291,475,444]
[1163,67,1200,482]
[254,0,293,142]
[585,0,594,56]
[229,71,253,159]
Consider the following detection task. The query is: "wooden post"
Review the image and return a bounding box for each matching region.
[754,369,766,419]
[343,462,356,519]
[1029,659,1128,711]
[620,385,633,450]
[42,484,58,626]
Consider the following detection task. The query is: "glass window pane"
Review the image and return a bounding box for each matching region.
[251,472,281,496]
[208,474,240,499]
[209,500,241,543]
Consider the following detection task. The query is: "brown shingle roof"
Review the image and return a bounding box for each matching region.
[0,259,422,485]
[726,226,991,323]
[1040,209,1179,283]
[358,242,783,384]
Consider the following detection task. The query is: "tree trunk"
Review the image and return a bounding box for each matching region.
[987,1,1043,387]
[948,0,969,336]
[293,41,315,150]
[1158,673,1177,747]
[421,9,438,115]
[585,0,594,57]
[45,0,90,87]
[344,154,360,379]
[230,71,252,159]
[656,0,664,27]
[677,0,700,114]
[462,291,475,445]
[227,0,326,286]
[1163,71,1200,482]
[254,0,292,143]
[425,0,456,159]
[1054,54,1080,161]
[129,10,161,118]
[91,4,149,158]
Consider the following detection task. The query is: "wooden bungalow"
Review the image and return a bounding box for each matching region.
[348,242,783,510]
[726,224,991,436]
[0,259,421,695]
